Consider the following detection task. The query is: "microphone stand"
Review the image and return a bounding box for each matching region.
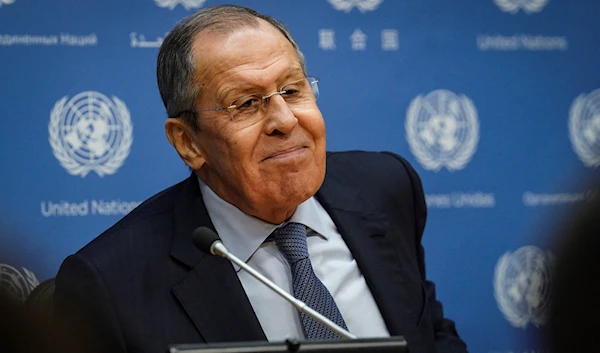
[210,241,356,339]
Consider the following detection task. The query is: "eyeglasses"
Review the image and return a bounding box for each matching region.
[173,76,320,126]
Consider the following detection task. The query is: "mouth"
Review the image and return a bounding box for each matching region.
[263,146,308,161]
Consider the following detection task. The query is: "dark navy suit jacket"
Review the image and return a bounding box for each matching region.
[54,151,467,353]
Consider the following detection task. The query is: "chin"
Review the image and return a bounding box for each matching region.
[249,162,325,207]
[284,171,325,203]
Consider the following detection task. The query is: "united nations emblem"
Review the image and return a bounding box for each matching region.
[494,0,549,14]
[405,90,479,172]
[327,0,383,13]
[49,91,133,177]
[569,89,600,168]
[0,263,39,302]
[494,246,554,328]
[0,0,16,7]
[154,0,206,10]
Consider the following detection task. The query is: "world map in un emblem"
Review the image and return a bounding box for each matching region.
[569,89,600,168]
[49,91,133,177]
[494,246,554,328]
[494,0,549,14]
[0,263,39,302]
[0,0,16,7]
[327,0,383,13]
[154,0,206,10]
[405,89,479,172]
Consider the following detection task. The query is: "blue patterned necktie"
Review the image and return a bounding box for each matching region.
[270,222,349,340]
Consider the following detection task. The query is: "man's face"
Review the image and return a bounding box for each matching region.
[189,21,326,224]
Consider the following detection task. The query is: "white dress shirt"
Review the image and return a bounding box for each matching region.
[198,178,390,341]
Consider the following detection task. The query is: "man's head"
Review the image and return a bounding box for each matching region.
[158,5,326,224]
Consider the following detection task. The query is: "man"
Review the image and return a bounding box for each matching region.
[54,5,467,353]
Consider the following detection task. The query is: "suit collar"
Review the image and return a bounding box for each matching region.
[170,173,213,268]
[316,165,411,337]
[170,174,267,342]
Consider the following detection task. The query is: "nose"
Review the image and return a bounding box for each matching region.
[262,94,298,136]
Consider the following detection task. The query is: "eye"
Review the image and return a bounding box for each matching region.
[280,79,309,100]
[235,96,260,110]
[281,84,304,100]
[282,88,300,96]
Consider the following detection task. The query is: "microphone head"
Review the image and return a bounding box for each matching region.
[192,227,221,255]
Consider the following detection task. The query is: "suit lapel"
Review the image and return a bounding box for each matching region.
[169,175,266,342]
[316,170,412,337]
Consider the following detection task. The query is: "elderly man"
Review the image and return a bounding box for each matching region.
[54,5,467,353]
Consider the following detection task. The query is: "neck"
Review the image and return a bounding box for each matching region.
[196,171,297,225]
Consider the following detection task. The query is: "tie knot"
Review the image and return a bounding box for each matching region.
[270,222,309,264]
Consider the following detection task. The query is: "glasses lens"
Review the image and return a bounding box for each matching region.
[227,76,320,125]
[280,77,319,103]
[230,94,262,122]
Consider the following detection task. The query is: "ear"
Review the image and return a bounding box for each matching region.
[165,118,205,170]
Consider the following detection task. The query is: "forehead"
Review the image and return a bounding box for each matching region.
[192,20,302,89]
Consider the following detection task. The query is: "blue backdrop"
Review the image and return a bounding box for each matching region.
[1,1,599,352]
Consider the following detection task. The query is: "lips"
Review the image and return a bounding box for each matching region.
[264,146,307,161]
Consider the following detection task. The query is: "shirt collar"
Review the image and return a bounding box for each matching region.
[197,177,329,271]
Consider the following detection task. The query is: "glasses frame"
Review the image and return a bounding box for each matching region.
[170,76,320,120]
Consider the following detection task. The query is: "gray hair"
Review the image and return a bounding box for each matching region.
[156,5,307,131]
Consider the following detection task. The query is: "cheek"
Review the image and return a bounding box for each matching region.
[299,109,326,142]
[196,124,246,173]
[299,111,327,178]
[207,120,255,153]
[223,128,263,171]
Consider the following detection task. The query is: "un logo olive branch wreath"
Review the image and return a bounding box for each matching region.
[49,93,133,177]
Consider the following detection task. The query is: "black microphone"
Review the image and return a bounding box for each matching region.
[192,227,222,256]
[191,226,356,339]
